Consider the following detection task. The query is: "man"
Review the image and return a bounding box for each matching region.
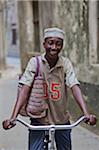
[3,27,97,150]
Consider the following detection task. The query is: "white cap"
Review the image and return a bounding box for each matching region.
[44,27,65,40]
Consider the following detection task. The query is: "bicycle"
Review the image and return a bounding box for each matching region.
[14,116,86,150]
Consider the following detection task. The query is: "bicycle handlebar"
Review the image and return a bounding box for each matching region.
[15,116,86,130]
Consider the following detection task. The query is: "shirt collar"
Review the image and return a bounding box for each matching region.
[41,53,64,68]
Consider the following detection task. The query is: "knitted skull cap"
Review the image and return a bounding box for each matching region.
[44,27,65,40]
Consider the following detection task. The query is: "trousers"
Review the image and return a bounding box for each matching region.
[28,118,72,150]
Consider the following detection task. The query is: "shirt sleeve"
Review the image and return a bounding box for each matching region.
[19,57,36,87]
[64,58,80,88]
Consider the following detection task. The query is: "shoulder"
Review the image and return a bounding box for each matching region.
[27,56,40,67]
[25,56,38,71]
[60,55,72,65]
[60,56,74,73]
[28,56,36,64]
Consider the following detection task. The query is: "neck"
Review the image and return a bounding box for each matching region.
[45,54,59,68]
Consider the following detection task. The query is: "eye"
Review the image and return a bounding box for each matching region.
[56,41,63,47]
[57,42,61,46]
[47,40,53,45]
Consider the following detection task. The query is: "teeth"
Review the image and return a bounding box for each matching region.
[50,51,57,55]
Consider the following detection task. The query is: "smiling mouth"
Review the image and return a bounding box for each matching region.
[49,49,58,55]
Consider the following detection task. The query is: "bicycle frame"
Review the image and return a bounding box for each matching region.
[15,116,86,150]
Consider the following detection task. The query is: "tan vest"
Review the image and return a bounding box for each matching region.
[37,56,70,124]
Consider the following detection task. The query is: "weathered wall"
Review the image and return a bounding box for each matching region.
[38,1,56,52]
[17,1,34,71]
[53,0,89,78]
[52,0,99,134]
[68,81,99,135]
[0,0,6,70]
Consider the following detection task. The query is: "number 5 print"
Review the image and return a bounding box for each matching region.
[50,83,61,101]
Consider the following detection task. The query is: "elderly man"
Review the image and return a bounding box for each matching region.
[3,27,96,150]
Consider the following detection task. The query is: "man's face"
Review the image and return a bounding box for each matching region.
[43,37,63,58]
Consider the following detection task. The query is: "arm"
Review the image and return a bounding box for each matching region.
[11,85,30,119]
[2,57,36,130]
[2,85,31,130]
[71,84,97,125]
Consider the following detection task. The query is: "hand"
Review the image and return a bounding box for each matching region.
[84,114,97,126]
[2,119,16,130]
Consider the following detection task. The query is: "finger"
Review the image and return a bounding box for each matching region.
[8,123,16,129]
[9,120,16,127]
[84,117,90,123]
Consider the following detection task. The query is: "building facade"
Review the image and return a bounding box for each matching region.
[5,0,19,57]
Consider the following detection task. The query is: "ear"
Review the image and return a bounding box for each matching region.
[43,41,46,48]
[61,44,63,49]
[60,40,64,49]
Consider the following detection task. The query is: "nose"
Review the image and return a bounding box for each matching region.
[52,44,57,50]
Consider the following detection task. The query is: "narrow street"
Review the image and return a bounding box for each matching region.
[0,0,99,149]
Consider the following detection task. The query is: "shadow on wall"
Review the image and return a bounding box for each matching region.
[68,81,99,135]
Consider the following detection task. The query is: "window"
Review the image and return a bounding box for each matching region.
[12,28,17,45]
